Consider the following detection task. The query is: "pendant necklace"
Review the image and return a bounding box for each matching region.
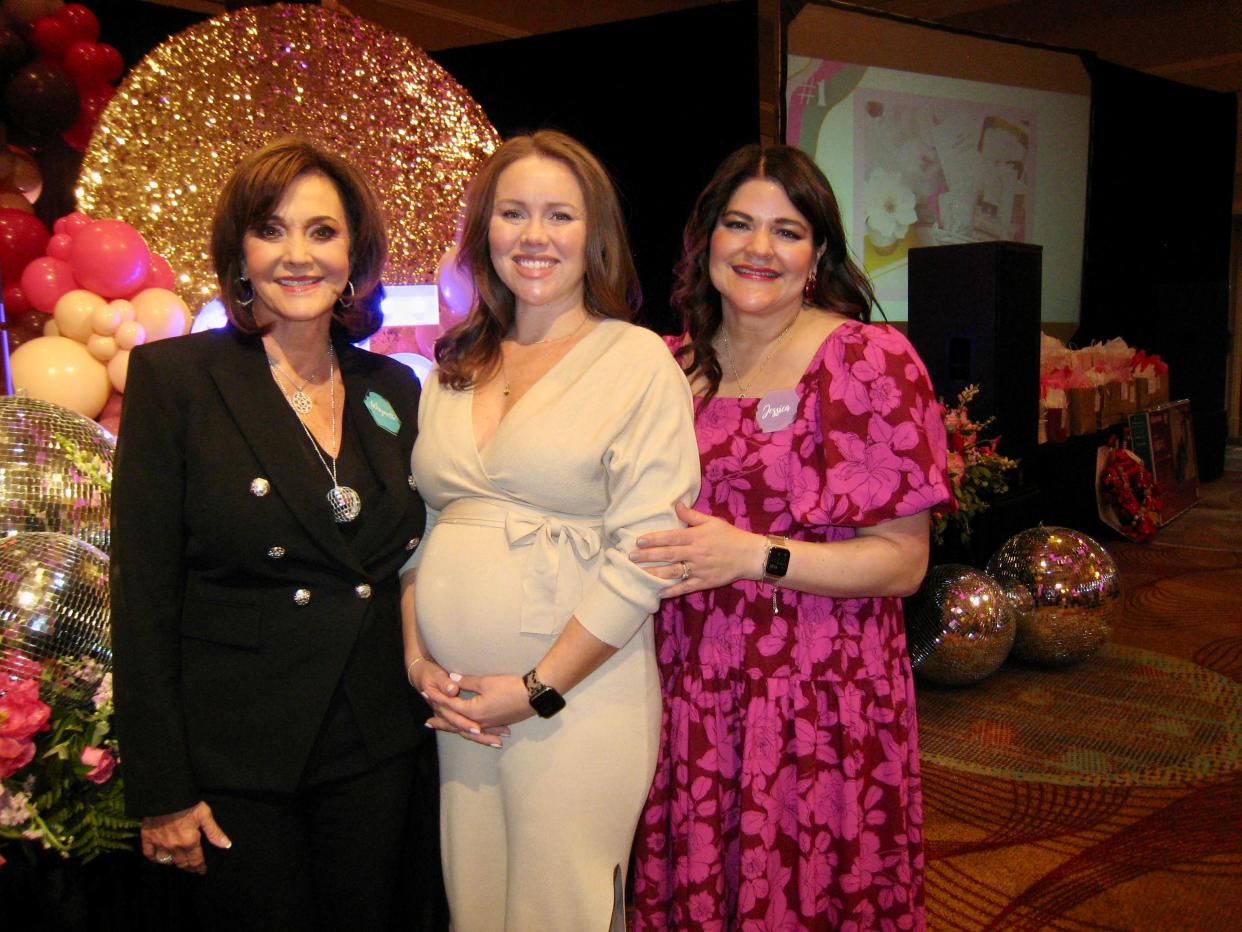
[270,346,362,523]
[720,309,800,399]
[499,313,590,397]
[267,342,332,414]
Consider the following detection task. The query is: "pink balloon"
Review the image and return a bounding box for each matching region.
[46,232,73,260]
[435,246,474,322]
[20,256,77,313]
[96,390,122,436]
[143,252,176,292]
[53,211,91,236]
[413,323,441,357]
[70,219,151,298]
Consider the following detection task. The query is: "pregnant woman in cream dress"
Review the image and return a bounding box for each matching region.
[400,131,699,931]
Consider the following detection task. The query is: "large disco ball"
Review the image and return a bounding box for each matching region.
[904,564,1016,686]
[986,526,1120,666]
[0,394,114,552]
[0,532,111,705]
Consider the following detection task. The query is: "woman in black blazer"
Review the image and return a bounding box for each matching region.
[111,139,434,930]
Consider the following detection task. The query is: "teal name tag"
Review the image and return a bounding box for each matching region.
[364,391,400,435]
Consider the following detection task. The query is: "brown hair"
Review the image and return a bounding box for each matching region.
[673,144,876,405]
[435,130,640,389]
[210,137,389,341]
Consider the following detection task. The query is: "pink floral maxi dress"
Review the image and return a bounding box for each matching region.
[632,321,950,931]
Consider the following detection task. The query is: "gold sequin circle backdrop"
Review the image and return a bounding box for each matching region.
[75,4,498,312]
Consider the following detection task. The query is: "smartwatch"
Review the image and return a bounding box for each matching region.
[523,667,566,719]
[762,535,790,614]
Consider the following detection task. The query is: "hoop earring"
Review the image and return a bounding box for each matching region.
[338,279,356,308]
[236,276,254,307]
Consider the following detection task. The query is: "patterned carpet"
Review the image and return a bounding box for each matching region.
[919,471,1242,930]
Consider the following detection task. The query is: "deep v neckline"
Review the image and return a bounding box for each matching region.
[471,319,606,456]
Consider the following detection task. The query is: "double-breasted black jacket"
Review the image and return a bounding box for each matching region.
[110,326,429,818]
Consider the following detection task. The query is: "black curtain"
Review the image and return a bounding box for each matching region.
[431,2,762,334]
[1078,58,1237,480]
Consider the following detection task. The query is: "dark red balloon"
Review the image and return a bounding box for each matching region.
[62,81,112,151]
[96,43,123,83]
[3,283,31,317]
[56,4,101,44]
[4,61,79,135]
[29,15,74,60]
[0,26,30,76]
[0,207,49,285]
[63,41,103,88]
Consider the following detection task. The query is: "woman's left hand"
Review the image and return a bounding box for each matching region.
[629,501,764,597]
[436,672,534,733]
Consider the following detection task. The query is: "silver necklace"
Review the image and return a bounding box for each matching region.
[267,343,332,414]
[499,313,590,397]
[720,310,800,399]
[270,348,362,523]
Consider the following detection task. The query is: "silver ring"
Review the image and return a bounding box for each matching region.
[157,854,174,865]
[679,561,691,581]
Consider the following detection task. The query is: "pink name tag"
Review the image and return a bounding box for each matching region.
[755,388,798,432]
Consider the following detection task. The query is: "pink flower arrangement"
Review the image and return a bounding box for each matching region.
[932,385,1018,546]
[0,661,137,864]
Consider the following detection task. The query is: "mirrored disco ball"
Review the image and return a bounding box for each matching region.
[0,532,111,704]
[904,564,1016,686]
[986,526,1120,666]
[0,395,114,552]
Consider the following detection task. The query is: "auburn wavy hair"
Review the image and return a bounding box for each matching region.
[673,144,876,405]
[435,130,640,389]
[211,137,388,342]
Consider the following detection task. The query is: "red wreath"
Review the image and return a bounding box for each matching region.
[1099,445,1163,542]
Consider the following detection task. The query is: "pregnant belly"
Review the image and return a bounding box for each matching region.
[414,522,546,673]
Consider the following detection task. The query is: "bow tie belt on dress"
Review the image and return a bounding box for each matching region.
[437,498,604,636]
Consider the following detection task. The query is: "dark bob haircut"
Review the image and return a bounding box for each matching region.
[210,137,389,342]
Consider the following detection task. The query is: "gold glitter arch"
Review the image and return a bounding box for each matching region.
[74,4,498,311]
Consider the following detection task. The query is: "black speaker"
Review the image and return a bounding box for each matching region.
[907,241,1042,464]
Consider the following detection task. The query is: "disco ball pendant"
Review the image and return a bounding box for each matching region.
[328,485,361,523]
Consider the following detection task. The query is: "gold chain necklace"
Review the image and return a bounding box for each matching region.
[499,313,590,396]
[720,310,800,399]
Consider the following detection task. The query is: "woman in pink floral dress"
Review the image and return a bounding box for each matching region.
[630,145,949,931]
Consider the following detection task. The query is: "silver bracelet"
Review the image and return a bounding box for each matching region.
[406,655,429,686]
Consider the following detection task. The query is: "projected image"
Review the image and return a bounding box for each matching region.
[856,90,1034,279]
[786,55,1087,323]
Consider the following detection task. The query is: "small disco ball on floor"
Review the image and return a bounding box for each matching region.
[0,395,114,552]
[904,564,1017,686]
[0,532,111,705]
[986,526,1120,666]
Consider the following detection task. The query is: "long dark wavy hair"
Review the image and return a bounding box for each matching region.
[673,144,876,405]
[435,130,641,390]
[211,137,388,342]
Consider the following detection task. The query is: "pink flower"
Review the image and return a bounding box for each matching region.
[0,679,51,780]
[80,746,116,784]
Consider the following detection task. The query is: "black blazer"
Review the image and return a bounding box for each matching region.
[110,327,429,818]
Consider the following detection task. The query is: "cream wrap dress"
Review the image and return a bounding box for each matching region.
[405,319,700,931]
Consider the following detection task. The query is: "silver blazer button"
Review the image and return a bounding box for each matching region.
[407,475,417,491]
[250,478,271,497]
[267,546,287,559]
[405,537,420,551]
[354,583,373,599]
[293,588,311,605]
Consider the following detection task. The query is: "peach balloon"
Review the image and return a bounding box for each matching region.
[96,390,122,437]
[10,335,113,418]
[107,348,130,393]
[92,303,122,335]
[87,333,117,361]
[43,319,59,337]
[115,300,136,322]
[130,287,190,342]
[53,288,107,342]
[0,192,33,213]
[114,320,146,350]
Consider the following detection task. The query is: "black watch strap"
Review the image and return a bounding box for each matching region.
[523,668,566,719]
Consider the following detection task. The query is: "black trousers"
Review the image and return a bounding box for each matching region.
[193,749,417,932]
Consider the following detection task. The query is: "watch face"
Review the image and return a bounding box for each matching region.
[765,546,791,578]
[530,687,566,718]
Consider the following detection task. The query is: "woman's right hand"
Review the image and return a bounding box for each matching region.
[141,801,232,874]
[408,658,509,748]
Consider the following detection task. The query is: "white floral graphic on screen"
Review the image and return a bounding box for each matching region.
[863,168,917,248]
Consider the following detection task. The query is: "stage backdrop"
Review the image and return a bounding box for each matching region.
[432,1,762,334]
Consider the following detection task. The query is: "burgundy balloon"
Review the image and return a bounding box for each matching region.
[56,4,101,44]
[29,15,75,60]
[0,207,49,283]
[4,61,80,135]
[3,283,31,317]
[96,44,123,83]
